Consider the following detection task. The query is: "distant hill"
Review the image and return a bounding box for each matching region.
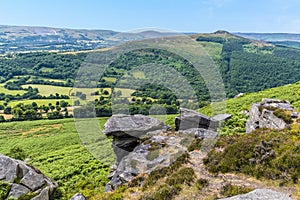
[0,25,180,53]
[236,32,300,48]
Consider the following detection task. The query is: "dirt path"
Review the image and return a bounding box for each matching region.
[175,150,293,200]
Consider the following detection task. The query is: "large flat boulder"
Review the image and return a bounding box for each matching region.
[175,108,212,131]
[220,189,293,200]
[103,114,167,163]
[175,108,231,131]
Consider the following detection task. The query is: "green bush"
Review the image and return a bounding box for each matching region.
[188,138,203,151]
[196,178,209,190]
[221,183,253,197]
[166,167,195,186]
[273,109,293,124]
[8,146,27,160]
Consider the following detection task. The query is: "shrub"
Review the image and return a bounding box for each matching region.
[196,178,209,190]
[273,109,293,124]
[166,167,195,186]
[221,183,253,197]
[8,146,27,160]
[188,138,203,151]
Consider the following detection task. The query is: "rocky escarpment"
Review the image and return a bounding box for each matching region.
[103,109,232,192]
[220,189,293,200]
[0,154,57,200]
[246,98,297,133]
[103,114,168,163]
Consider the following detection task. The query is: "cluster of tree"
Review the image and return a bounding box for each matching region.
[0,52,85,84]
[0,89,69,103]
[74,94,179,118]
[0,100,71,122]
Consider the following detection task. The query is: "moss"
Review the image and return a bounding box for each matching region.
[146,150,160,161]
[221,183,253,197]
[0,181,11,200]
[273,109,293,124]
[19,192,37,200]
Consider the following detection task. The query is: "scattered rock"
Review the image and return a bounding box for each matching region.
[70,193,87,200]
[291,112,299,118]
[246,99,294,133]
[219,189,293,200]
[234,93,244,98]
[103,114,167,163]
[0,154,57,200]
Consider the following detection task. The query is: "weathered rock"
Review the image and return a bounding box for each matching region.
[8,184,30,199]
[0,155,18,182]
[70,193,87,200]
[21,170,45,191]
[105,132,189,192]
[179,128,218,139]
[246,99,294,133]
[291,112,299,118]
[219,189,293,200]
[175,108,211,131]
[211,113,232,129]
[103,114,167,163]
[262,98,294,111]
[175,108,231,131]
[31,187,49,200]
[0,154,57,200]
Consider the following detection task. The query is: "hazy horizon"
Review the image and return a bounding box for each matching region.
[1,0,300,33]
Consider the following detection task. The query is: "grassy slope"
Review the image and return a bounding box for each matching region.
[0,114,176,199]
[0,118,112,199]
[200,81,300,135]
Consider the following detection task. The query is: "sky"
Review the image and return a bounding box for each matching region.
[1,0,300,33]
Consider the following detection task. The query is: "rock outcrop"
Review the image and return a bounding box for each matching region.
[175,108,231,131]
[0,154,57,200]
[103,114,167,163]
[70,193,87,200]
[104,131,189,192]
[220,189,293,200]
[246,99,294,133]
[103,111,231,192]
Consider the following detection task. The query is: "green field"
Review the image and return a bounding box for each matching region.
[22,84,73,96]
[0,83,26,95]
[0,114,176,199]
[0,118,112,200]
